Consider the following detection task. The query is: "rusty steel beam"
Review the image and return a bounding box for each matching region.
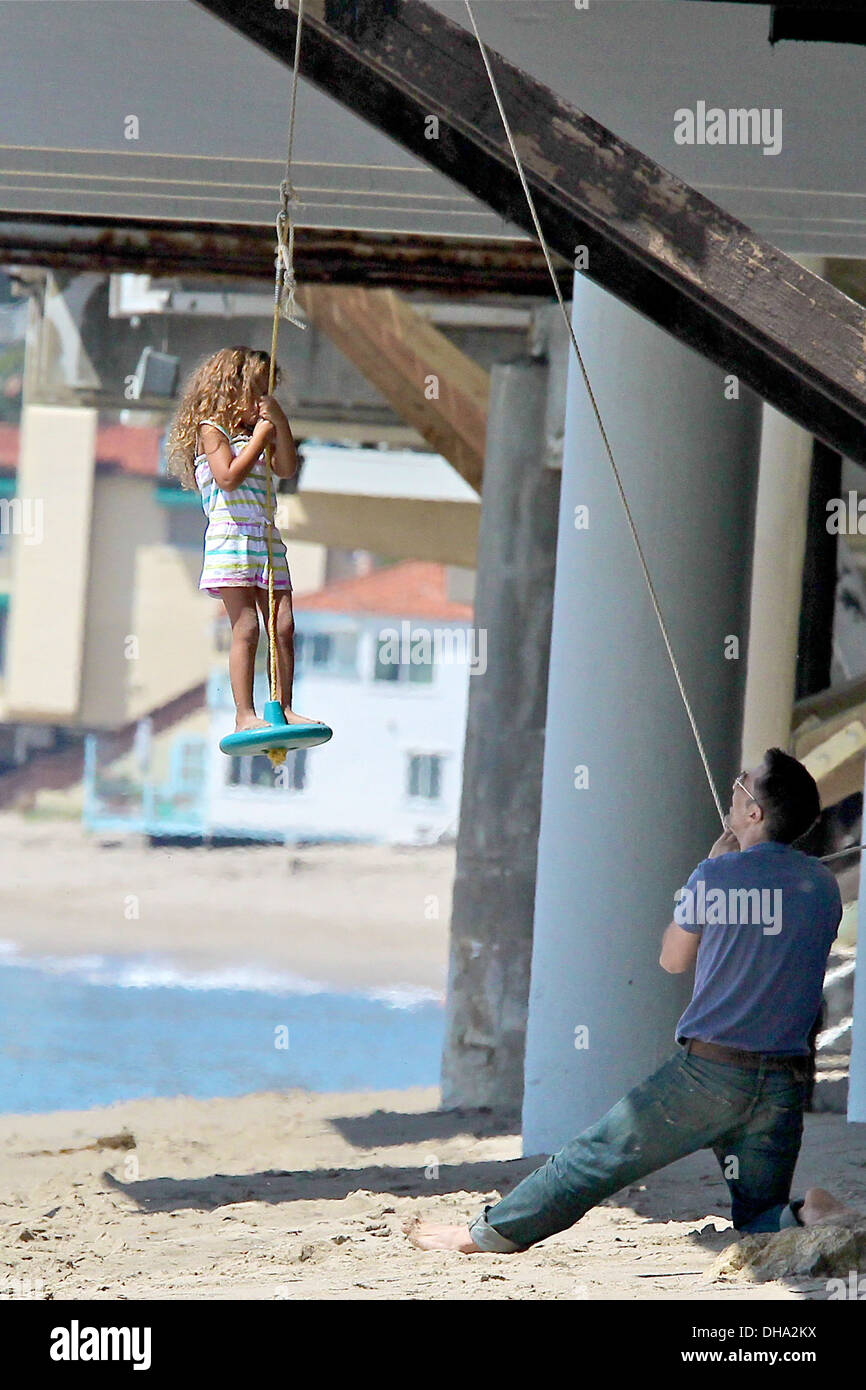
[0,212,569,296]
[192,0,866,463]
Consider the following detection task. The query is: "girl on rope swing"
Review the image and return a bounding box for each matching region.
[167,345,324,735]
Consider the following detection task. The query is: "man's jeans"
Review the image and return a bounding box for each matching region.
[469,1043,810,1253]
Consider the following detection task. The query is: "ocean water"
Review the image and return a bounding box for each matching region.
[0,944,444,1115]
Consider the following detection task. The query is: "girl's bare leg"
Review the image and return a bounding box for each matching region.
[222,588,268,732]
[256,588,325,724]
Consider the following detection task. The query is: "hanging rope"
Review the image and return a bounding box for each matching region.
[263,0,307,741]
[274,0,308,333]
[463,0,726,827]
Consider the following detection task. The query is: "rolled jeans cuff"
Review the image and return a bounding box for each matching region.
[468,1207,523,1254]
[779,1198,805,1230]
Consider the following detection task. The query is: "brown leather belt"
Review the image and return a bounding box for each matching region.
[684,1037,808,1073]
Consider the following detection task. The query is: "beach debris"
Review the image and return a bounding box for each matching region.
[12,1226,53,1244]
[91,1132,136,1151]
[708,1218,866,1282]
[21,1130,136,1158]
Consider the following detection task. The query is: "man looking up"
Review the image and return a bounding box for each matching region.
[406,749,852,1253]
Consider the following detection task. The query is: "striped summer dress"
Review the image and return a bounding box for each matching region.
[194,418,292,598]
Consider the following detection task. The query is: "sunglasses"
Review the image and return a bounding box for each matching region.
[733,774,761,808]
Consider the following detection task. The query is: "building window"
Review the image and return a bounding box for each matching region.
[296,628,358,677]
[228,750,307,791]
[375,637,434,686]
[407,753,443,800]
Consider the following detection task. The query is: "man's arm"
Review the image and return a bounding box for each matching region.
[659,921,700,974]
[659,826,738,973]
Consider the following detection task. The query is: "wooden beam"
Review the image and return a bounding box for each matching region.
[794,701,866,760]
[794,672,866,733]
[792,679,866,808]
[0,214,567,295]
[801,722,866,810]
[193,0,866,463]
[296,285,488,489]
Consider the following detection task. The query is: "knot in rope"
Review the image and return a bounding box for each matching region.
[275,210,306,330]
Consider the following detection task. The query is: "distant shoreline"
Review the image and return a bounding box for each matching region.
[1,814,453,995]
[0,939,443,1006]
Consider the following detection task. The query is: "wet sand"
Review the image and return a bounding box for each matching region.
[0,815,452,994]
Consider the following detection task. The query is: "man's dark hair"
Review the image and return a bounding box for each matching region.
[753,748,821,844]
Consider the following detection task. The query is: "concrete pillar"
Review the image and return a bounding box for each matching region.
[522,276,763,1153]
[441,350,561,1112]
[740,254,826,764]
[740,406,812,763]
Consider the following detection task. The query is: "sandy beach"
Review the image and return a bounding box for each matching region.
[1,1086,864,1301]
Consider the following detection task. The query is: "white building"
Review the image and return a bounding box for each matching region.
[200,560,476,845]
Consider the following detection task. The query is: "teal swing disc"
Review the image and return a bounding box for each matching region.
[219,700,333,762]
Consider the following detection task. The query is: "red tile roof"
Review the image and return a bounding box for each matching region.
[0,422,162,475]
[294,561,473,620]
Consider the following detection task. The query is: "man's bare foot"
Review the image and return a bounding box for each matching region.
[799,1187,857,1226]
[401,1217,481,1253]
[234,713,269,733]
[282,707,326,726]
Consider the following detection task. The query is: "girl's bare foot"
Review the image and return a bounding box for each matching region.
[234,713,269,734]
[401,1217,481,1253]
[799,1187,857,1226]
[282,707,327,726]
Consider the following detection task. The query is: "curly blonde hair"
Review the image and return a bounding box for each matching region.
[165,346,282,488]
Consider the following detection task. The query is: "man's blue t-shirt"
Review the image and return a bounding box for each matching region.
[674,841,841,1055]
